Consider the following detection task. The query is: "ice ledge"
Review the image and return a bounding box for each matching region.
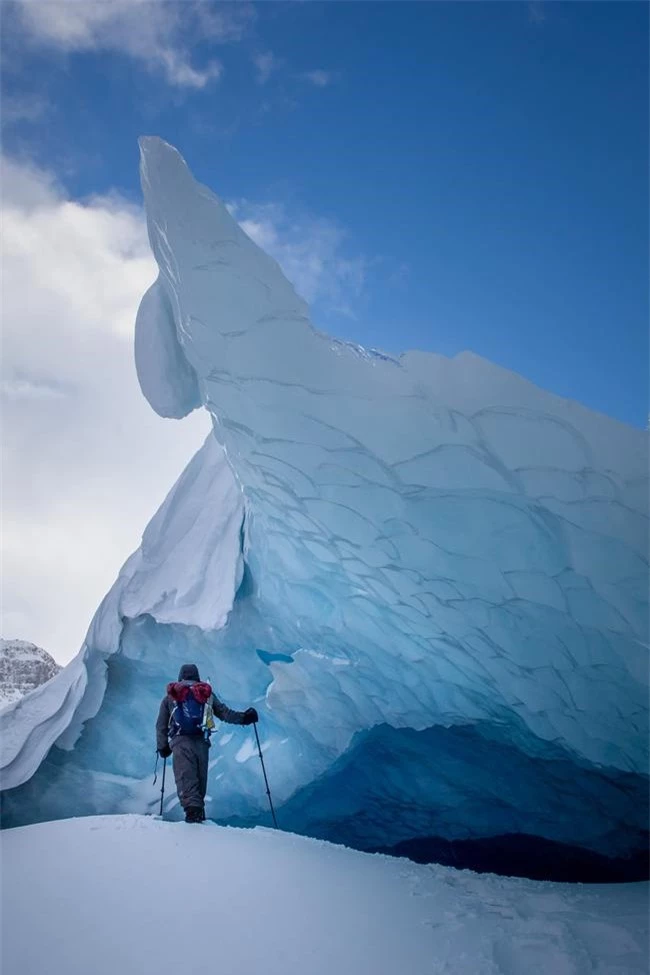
[0,435,244,790]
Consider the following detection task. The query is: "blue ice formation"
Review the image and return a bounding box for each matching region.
[2,139,648,875]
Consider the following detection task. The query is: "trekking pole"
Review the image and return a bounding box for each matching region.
[253,722,278,829]
[159,756,167,817]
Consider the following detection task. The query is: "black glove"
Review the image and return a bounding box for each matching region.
[241,707,258,726]
[158,744,172,759]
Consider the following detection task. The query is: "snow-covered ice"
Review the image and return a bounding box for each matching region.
[2,815,648,975]
[1,138,647,878]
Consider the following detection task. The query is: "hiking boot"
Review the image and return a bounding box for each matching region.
[185,806,203,823]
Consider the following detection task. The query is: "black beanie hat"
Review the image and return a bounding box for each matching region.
[178,663,200,682]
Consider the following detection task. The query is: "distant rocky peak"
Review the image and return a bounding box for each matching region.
[0,639,60,706]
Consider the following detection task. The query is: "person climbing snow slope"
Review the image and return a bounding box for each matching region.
[156,663,258,823]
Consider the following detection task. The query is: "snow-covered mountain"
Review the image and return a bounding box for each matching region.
[3,815,648,975]
[0,639,60,707]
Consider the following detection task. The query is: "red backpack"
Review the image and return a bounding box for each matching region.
[167,681,213,737]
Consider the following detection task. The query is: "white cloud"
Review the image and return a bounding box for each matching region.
[1,92,50,124]
[228,200,367,312]
[1,154,209,663]
[253,51,279,85]
[528,2,546,25]
[10,0,254,89]
[302,69,335,88]
[1,376,68,399]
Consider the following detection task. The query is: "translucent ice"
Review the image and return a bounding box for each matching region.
[2,139,647,874]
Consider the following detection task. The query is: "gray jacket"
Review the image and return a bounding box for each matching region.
[156,683,248,751]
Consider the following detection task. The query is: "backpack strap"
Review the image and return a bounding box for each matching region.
[168,698,178,738]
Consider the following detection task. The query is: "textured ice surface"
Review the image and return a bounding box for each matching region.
[2,139,648,873]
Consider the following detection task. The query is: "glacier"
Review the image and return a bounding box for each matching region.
[1,137,648,879]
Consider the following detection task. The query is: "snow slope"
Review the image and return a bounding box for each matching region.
[1,815,647,975]
[1,138,647,875]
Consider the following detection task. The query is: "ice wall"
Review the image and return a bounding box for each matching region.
[2,138,647,876]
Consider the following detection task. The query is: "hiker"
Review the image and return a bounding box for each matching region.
[156,663,258,823]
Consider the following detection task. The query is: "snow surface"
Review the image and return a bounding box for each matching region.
[1,138,647,873]
[2,815,648,975]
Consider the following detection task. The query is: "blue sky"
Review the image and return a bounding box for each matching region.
[3,1,648,425]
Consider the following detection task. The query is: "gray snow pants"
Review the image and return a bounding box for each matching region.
[171,735,209,811]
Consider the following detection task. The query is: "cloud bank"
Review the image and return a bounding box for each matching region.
[1,154,209,662]
[9,0,255,89]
